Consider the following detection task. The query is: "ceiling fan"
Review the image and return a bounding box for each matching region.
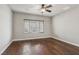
[41,4,52,13]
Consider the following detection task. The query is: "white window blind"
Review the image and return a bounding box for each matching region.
[24,19,44,33]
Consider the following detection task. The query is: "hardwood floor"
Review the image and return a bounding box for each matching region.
[2,38,79,55]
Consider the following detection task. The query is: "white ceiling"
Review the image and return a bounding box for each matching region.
[9,4,78,17]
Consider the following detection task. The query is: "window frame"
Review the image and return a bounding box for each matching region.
[24,19,44,33]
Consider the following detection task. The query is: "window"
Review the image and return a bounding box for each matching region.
[24,19,44,33]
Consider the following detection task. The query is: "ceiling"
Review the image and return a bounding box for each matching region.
[9,4,78,17]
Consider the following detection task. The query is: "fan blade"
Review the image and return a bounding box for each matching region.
[42,4,45,8]
[46,9,52,12]
[46,5,52,8]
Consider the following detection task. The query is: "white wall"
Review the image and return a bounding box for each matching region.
[13,12,52,40]
[0,5,12,54]
[52,6,79,46]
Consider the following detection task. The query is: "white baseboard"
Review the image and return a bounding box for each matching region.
[52,36,79,47]
[1,36,79,55]
[13,37,52,41]
[13,36,79,47]
[1,35,79,55]
[0,40,13,55]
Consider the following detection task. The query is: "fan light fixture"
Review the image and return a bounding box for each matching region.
[41,4,52,14]
[41,8,46,13]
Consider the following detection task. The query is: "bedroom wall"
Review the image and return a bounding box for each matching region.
[13,12,52,40]
[0,5,12,54]
[52,6,79,46]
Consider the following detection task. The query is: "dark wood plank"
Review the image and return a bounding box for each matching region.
[2,38,79,55]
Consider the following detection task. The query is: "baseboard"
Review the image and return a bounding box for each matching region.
[0,40,13,55]
[52,36,79,47]
[13,36,79,47]
[13,37,52,41]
